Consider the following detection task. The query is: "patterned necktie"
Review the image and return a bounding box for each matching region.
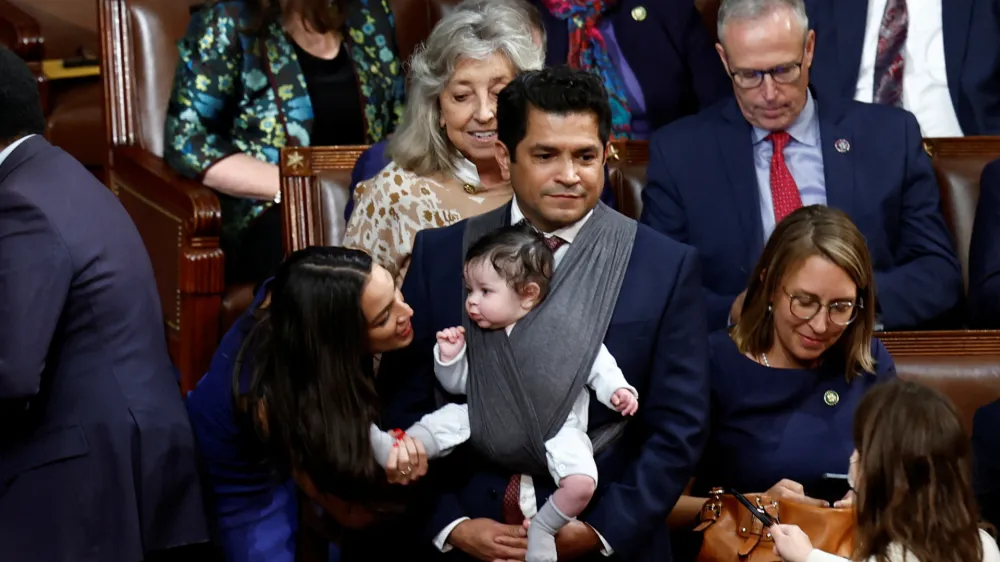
[768,131,802,224]
[544,235,567,253]
[873,0,908,107]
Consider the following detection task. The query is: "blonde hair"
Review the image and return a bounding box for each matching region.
[387,3,544,176]
[731,205,877,378]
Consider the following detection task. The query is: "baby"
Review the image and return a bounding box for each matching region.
[372,223,638,562]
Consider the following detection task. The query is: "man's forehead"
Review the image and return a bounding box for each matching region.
[522,108,602,148]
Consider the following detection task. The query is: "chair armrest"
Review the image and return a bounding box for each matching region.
[0,0,44,61]
[109,147,225,390]
[113,146,223,241]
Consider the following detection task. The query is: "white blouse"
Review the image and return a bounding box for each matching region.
[806,529,1000,562]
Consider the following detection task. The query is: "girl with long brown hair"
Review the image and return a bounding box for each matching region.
[771,379,1000,562]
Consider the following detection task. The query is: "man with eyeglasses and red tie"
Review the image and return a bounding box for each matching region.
[639,0,961,332]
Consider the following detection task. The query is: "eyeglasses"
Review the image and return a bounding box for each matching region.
[728,62,803,89]
[783,287,863,326]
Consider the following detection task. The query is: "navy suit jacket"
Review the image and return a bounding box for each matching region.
[640,94,962,331]
[973,399,1000,531]
[378,205,710,561]
[806,0,1000,135]
[536,0,730,133]
[969,159,1000,328]
[0,137,208,560]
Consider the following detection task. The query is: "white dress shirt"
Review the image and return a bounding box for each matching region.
[433,198,615,556]
[854,0,964,137]
[0,135,34,169]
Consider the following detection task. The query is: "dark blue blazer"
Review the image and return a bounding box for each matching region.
[973,399,1000,531]
[0,136,208,560]
[535,0,730,132]
[640,94,962,331]
[378,205,710,561]
[968,159,1000,328]
[805,0,1000,135]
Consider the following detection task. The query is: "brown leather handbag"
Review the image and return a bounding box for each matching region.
[695,488,855,561]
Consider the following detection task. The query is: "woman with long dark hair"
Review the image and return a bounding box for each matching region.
[185,247,425,561]
[771,379,1000,562]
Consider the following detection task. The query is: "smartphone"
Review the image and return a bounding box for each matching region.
[812,473,852,506]
[729,488,777,527]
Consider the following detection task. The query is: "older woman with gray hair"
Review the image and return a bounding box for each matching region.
[343,0,544,282]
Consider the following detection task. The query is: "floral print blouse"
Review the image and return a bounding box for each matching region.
[163,0,405,252]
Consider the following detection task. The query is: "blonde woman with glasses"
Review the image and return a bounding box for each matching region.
[668,205,897,556]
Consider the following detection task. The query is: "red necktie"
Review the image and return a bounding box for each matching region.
[768,131,802,224]
[502,475,522,525]
[873,0,907,107]
[544,235,566,252]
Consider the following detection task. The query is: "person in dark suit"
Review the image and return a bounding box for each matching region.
[640,0,961,332]
[973,398,1000,531]
[0,47,208,561]
[969,159,1000,328]
[805,0,1000,136]
[344,0,727,220]
[378,66,710,562]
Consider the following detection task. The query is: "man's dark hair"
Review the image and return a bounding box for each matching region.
[0,47,46,145]
[496,65,612,162]
[465,222,555,301]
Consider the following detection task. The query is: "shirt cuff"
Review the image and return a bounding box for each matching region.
[592,525,614,556]
[433,517,470,552]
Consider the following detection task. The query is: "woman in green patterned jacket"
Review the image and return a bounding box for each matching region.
[164,0,405,285]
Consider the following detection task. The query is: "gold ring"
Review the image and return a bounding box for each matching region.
[399,467,411,476]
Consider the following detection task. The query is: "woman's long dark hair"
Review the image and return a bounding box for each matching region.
[852,379,984,562]
[240,246,381,503]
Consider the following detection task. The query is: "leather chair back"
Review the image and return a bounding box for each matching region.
[280,146,370,252]
[879,331,1000,435]
[923,137,1000,291]
[608,141,649,220]
[695,0,721,43]
[101,0,200,156]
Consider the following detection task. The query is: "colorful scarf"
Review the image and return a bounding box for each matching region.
[541,0,632,140]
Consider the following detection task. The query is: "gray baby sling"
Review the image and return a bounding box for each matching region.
[462,202,637,475]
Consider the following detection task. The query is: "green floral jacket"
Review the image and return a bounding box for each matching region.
[163,0,405,251]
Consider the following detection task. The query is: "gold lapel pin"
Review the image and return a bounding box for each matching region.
[631,6,647,22]
[823,390,840,407]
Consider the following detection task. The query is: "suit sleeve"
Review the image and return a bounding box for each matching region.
[163,4,242,179]
[583,246,711,558]
[871,112,962,329]
[677,3,731,108]
[377,230,470,541]
[968,161,1000,327]
[641,133,738,329]
[0,195,71,403]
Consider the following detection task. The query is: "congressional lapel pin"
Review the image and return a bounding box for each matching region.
[824,390,840,407]
[631,6,647,21]
[834,138,851,153]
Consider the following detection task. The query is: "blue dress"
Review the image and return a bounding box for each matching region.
[693,331,897,496]
[186,285,306,562]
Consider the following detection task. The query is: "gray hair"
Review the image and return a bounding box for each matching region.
[717,0,810,46]
[387,2,545,176]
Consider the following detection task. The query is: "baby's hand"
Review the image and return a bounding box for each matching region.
[610,389,638,416]
[436,326,466,362]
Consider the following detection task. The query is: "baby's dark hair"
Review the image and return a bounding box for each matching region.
[465,222,554,300]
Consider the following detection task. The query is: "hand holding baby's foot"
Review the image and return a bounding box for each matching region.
[611,389,638,416]
[436,326,466,362]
